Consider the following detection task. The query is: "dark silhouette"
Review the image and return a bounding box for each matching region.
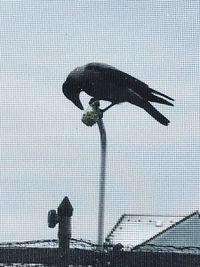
[63,63,174,125]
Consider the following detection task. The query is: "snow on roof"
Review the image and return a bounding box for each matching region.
[106,214,184,248]
[0,238,96,250]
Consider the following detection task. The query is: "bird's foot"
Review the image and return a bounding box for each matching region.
[89,98,103,119]
[89,98,100,108]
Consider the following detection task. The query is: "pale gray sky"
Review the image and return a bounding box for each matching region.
[1,0,199,243]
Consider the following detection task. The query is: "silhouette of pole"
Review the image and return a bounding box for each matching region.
[81,101,107,250]
[97,118,107,250]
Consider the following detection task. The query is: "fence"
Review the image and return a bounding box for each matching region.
[0,247,200,266]
[0,197,199,267]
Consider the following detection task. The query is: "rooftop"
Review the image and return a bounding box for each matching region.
[106,214,184,248]
[134,211,200,254]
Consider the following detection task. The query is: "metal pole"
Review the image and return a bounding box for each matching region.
[97,118,107,250]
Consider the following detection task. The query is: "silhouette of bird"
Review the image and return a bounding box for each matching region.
[62,63,174,125]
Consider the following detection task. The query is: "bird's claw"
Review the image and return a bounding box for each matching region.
[89,98,100,108]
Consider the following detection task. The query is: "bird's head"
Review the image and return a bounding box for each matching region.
[62,76,84,110]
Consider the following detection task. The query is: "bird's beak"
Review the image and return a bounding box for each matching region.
[63,81,84,110]
[72,92,84,110]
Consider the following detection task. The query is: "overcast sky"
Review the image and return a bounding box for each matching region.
[1,0,199,243]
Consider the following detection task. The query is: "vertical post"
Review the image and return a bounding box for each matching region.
[97,118,107,250]
[57,197,73,267]
[81,101,107,250]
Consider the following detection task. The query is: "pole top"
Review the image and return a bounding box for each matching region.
[57,197,73,217]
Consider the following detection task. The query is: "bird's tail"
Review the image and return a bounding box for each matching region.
[127,88,171,125]
[142,101,170,126]
[148,94,174,106]
[150,88,174,101]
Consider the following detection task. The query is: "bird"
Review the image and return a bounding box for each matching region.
[62,63,174,126]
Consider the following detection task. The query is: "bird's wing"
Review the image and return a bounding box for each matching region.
[85,63,155,98]
[85,63,141,88]
[85,63,174,102]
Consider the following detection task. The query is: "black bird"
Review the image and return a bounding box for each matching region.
[63,63,174,125]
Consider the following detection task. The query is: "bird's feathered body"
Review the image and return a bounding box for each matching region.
[63,63,174,125]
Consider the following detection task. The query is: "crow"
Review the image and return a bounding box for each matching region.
[62,63,174,125]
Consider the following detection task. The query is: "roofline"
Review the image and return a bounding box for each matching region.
[133,211,199,249]
[118,213,186,218]
[106,214,126,242]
